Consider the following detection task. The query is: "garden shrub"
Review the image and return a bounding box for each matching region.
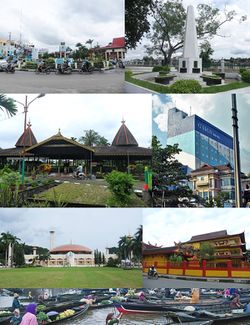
[169,79,202,93]
[105,171,134,206]
[241,70,250,83]
[24,61,38,69]
[239,68,247,74]
[152,65,170,73]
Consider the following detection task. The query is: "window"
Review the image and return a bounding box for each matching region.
[194,61,198,68]
[182,61,186,68]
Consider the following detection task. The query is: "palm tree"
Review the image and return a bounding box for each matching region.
[78,129,100,146]
[86,39,94,49]
[0,94,17,117]
[0,232,20,267]
[132,225,142,262]
[118,235,134,261]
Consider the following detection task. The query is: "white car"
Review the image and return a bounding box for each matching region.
[0,59,8,71]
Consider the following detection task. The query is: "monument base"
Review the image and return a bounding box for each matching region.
[179,57,202,75]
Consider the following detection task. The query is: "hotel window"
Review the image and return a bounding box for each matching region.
[194,61,198,68]
[182,61,186,68]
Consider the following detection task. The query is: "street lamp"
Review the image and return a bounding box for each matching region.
[14,94,46,184]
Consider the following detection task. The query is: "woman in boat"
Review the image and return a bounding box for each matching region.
[105,312,120,325]
[20,304,38,325]
[10,309,22,325]
[230,294,243,309]
[12,293,21,312]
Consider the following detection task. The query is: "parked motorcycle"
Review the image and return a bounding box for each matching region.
[5,62,15,73]
[79,60,94,74]
[55,63,72,74]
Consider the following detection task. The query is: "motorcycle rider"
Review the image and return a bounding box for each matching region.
[38,60,46,72]
[82,59,92,72]
[148,265,157,277]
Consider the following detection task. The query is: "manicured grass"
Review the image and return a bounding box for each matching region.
[35,182,146,207]
[0,267,142,288]
[200,81,250,93]
[125,70,250,93]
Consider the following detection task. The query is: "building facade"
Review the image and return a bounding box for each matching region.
[143,230,247,269]
[167,108,234,171]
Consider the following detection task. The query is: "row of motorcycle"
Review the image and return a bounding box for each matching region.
[3,60,99,74]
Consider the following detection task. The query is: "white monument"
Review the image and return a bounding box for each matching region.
[179,5,202,74]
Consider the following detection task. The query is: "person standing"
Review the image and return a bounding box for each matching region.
[20,304,38,325]
[12,293,21,312]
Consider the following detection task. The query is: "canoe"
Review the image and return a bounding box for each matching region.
[38,304,89,324]
[114,302,183,314]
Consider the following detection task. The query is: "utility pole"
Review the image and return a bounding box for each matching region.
[231,94,242,207]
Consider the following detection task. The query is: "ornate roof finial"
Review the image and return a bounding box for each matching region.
[27,120,32,128]
[121,117,125,124]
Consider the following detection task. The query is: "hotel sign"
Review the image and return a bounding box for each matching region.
[195,116,233,148]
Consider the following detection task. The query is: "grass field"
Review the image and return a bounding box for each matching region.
[0,267,142,288]
[34,182,146,207]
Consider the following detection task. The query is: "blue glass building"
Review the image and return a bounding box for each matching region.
[167,108,234,171]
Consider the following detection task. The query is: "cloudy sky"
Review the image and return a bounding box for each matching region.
[143,208,250,249]
[152,93,250,172]
[0,94,152,148]
[127,0,250,60]
[0,208,141,251]
[0,0,124,51]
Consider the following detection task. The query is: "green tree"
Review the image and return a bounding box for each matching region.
[13,243,25,267]
[106,171,134,206]
[199,242,215,261]
[78,130,109,147]
[200,40,214,68]
[118,235,134,260]
[215,192,230,207]
[0,94,17,117]
[125,0,154,49]
[146,0,246,65]
[152,135,192,206]
[73,43,89,61]
[132,225,142,262]
[0,232,20,267]
[86,39,94,48]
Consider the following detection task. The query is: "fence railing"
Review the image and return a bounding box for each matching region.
[143,260,250,278]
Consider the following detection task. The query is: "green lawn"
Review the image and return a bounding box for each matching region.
[125,70,250,94]
[0,267,142,288]
[34,182,146,207]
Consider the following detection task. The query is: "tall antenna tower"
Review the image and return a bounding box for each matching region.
[19,9,23,45]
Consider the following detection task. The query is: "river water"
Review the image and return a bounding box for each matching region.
[1,296,250,324]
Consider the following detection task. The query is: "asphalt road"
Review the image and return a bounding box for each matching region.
[0,69,125,93]
[143,277,250,289]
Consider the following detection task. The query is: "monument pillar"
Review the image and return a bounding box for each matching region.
[179,5,202,74]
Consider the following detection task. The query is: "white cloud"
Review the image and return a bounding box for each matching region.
[0,94,152,149]
[0,0,124,51]
[143,208,250,249]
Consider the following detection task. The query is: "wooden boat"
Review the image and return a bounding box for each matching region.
[165,311,214,324]
[114,302,183,314]
[38,304,89,324]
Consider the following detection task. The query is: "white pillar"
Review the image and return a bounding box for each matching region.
[179,5,202,74]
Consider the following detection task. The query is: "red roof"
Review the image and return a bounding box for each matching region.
[105,37,125,49]
[15,124,37,148]
[50,244,92,254]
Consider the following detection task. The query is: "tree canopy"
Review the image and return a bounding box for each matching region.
[0,94,17,117]
[78,129,110,146]
[145,0,247,64]
[125,0,154,49]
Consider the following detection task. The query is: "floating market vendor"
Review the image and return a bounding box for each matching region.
[10,309,22,325]
[20,304,38,325]
[230,294,243,309]
[12,293,21,312]
[190,288,200,304]
[105,312,121,324]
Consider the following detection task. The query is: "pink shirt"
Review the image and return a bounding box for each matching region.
[20,312,38,325]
